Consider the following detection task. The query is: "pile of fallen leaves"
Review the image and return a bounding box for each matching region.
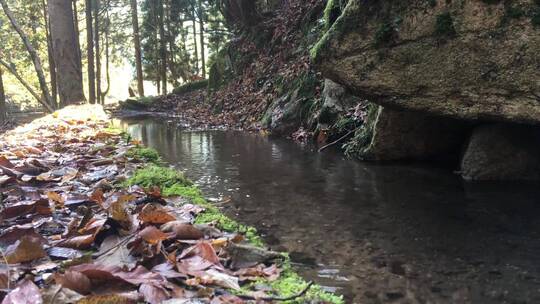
[0,105,306,303]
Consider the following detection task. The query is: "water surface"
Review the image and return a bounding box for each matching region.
[116,117,540,303]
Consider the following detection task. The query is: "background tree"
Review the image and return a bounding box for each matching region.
[131,0,144,96]
[0,68,6,122]
[48,0,86,106]
[85,0,96,104]
[0,0,55,111]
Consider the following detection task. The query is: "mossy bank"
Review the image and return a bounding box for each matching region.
[124,146,344,303]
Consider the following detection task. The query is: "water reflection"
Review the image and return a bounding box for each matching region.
[116,118,540,303]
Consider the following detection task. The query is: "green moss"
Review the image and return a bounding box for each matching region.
[323,0,341,30]
[172,80,209,95]
[126,147,161,163]
[435,12,456,36]
[237,259,344,304]
[125,165,192,189]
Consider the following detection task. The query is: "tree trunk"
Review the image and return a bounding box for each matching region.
[42,0,58,108]
[0,68,6,123]
[48,0,86,107]
[0,59,54,112]
[158,0,167,94]
[198,0,205,78]
[85,0,96,104]
[192,14,199,75]
[0,0,54,111]
[101,0,110,101]
[73,0,83,83]
[130,0,144,96]
[94,0,101,104]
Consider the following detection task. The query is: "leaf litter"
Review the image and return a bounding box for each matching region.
[0,105,312,303]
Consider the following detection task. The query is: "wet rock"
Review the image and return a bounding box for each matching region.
[318,79,362,125]
[226,243,281,269]
[353,106,468,161]
[460,124,540,181]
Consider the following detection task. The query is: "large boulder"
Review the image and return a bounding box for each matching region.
[460,124,540,181]
[313,0,540,124]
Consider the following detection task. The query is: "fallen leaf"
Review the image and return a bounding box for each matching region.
[161,222,204,240]
[1,279,43,304]
[54,270,92,294]
[139,204,176,225]
[138,226,170,245]
[139,283,169,304]
[5,235,47,264]
[57,234,96,250]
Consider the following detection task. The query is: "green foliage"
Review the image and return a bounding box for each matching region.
[126,147,161,163]
[172,79,209,95]
[435,12,456,36]
[344,103,380,158]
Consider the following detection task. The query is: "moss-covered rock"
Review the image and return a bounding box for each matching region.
[313,0,540,125]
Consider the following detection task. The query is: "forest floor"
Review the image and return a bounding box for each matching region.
[0,105,342,303]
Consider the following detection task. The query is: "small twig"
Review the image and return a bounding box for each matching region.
[318,129,358,152]
[239,281,314,302]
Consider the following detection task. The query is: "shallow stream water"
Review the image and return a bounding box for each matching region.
[116,117,540,303]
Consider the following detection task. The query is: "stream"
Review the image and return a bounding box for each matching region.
[115,117,540,303]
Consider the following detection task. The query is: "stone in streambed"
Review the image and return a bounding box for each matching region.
[460,124,540,181]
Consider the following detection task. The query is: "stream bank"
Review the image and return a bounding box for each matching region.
[117,116,540,304]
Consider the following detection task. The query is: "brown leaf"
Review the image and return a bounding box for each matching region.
[1,279,43,304]
[69,264,164,286]
[139,204,176,225]
[139,283,169,304]
[54,270,92,294]
[161,222,204,240]
[57,234,96,250]
[0,156,15,168]
[5,235,47,264]
[138,226,170,245]
[46,191,65,207]
[0,199,51,220]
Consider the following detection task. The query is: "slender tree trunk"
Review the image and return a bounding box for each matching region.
[130,0,144,96]
[85,0,96,104]
[191,15,199,75]
[158,0,167,94]
[0,0,54,110]
[49,0,86,106]
[0,59,54,112]
[198,0,206,78]
[0,68,6,123]
[101,1,110,100]
[73,0,83,83]
[94,0,101,104]
[42,0,58,108]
